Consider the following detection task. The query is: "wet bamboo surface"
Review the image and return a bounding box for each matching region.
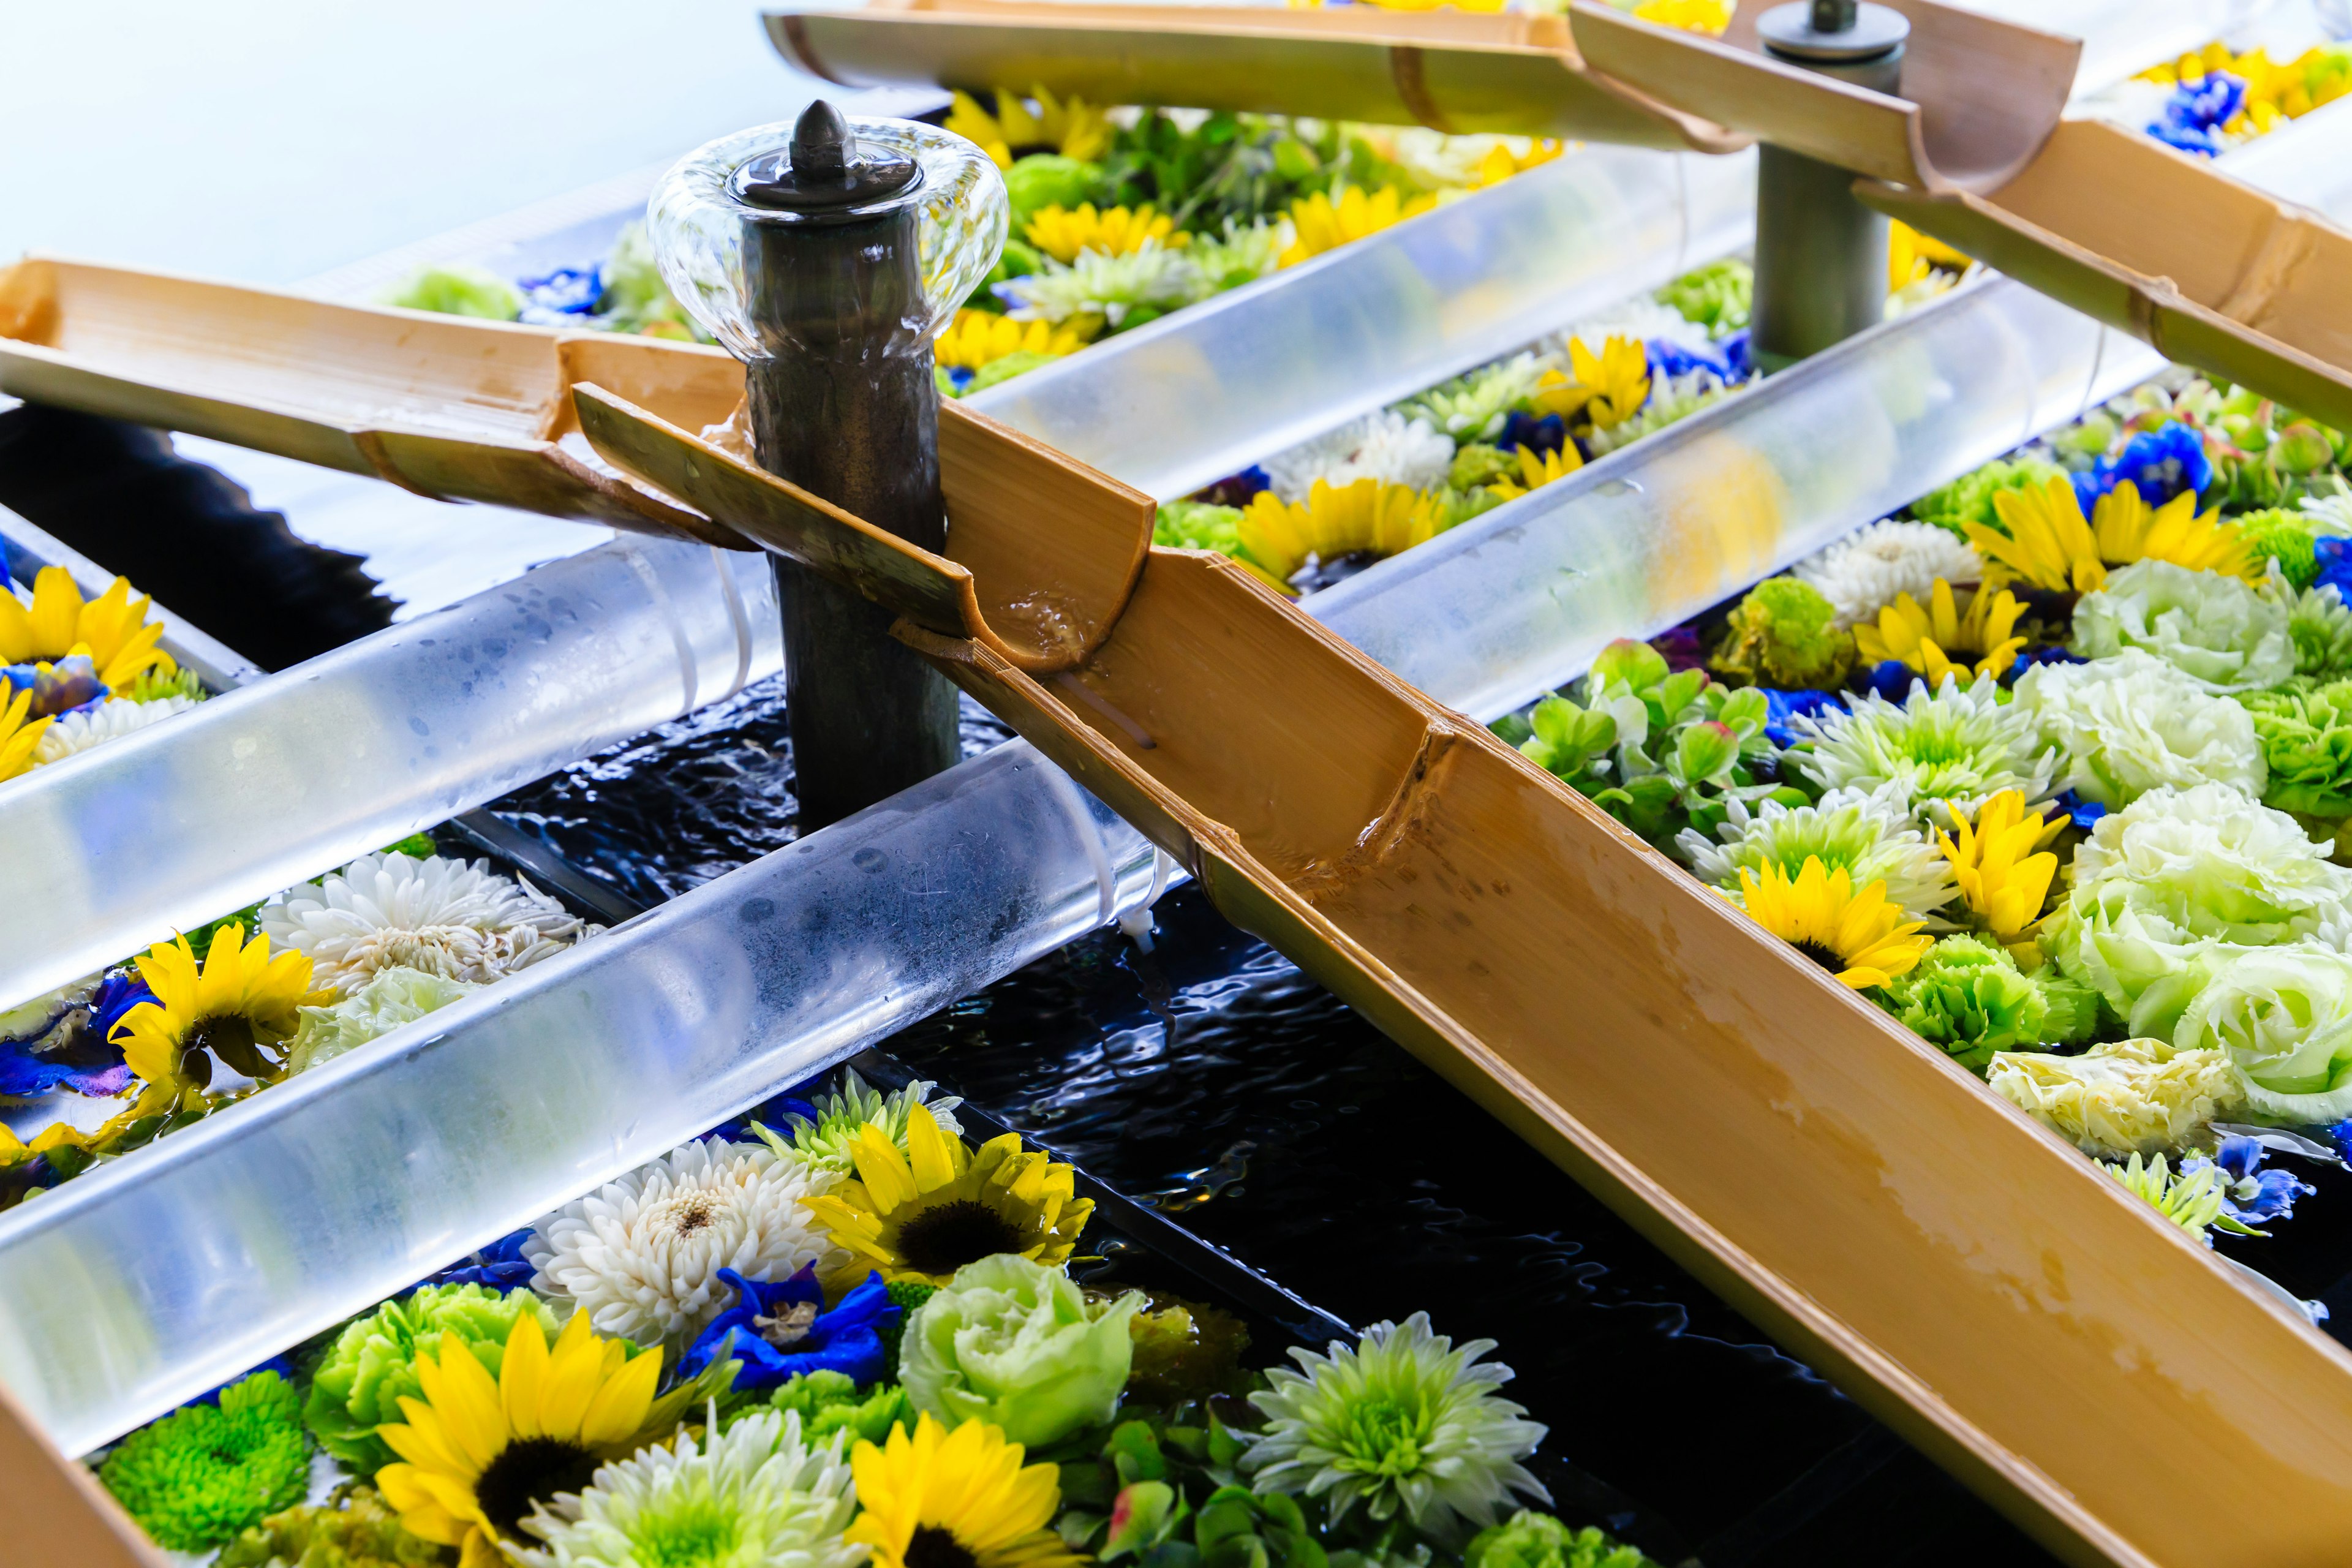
[11,277,2352,1564]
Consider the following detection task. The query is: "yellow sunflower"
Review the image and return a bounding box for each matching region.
[1022,203,1182,265]
[848,1414,1081,1568]
[946,88,1110,170]
[935,310,1091,373]
[0,686,52,783]
[1235,478,1443,590]
[0,567,176,688]
[110,924,330,1103]
[1466,138,1567,188]
[1736,857,1932,989]
[2090,481,2257,579]
[1278,186,1440,268]
[1888,220,1970,295]
[1969,478,2253,594]
[801,1105,1092,1287]
[1531,336,1651,431]
[1630,0,1733,35]
[377,1311,687,1567]
[1937,790,2064,964]
[1488,443,1585,503]
[1853,578,2027,686]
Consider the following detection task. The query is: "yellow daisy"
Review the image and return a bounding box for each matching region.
[1278,186,1440,268]
[1532,336,1651,431]
[946,88,1110,170]
[376,1312,684,1567]
[848,1414,1080,1568]
[1969,478,2253,594]
[110,924,330,1102]
[935,310,1091,373]
[1488,443,1585,503]
[0,567,177,688]
[1736,857,1932,989]
[1888,219,1970,294]
[1937,790,2063,964]
[1853,578,2027,687]
[0,687,53,783]
[1022,203,1182,265]
[800,1105,1092,1287]
[1235,478,1443,590]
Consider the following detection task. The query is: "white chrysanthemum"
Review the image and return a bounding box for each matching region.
[526,1137,845,1347]
[2011,649,2265,807]
[1791,674,2056,829]
[1262,410,1455,503]
[515,1406,861,1568]
[1244,1313,1548,1544]
[261,850,593,993]
[1675,786,1956,919]
[31,695,199,765]
[1793,519,1985,629]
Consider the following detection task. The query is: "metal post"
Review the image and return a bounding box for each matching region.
[1751,0,1912,371]
[734,101,962,829]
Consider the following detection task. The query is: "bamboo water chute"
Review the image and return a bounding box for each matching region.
[10,270,2352,1564]
[767,0,2352,431]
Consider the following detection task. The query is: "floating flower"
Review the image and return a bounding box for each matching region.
[901,1253,1143,1447]
[1970,479,2253,594]
[1988,1038,2239,1159]
[2175,943,2352,1121]
[801,1105,1093,1288]
[111,924,327,1103]
[2181,1134,2313,1231]
[0,685,49,782]
[1245,1312,1547,1542]
[1278,186,1439,267]
[99,1371,309,1552]
[1186,217,1287,294]
[376,1313,685,1564]
[2071,558,2294,693]
[1629,0,1732,34]
[769,1068,966,1175]
[1792,673,2055,827]
[513,1405,863,1568]
[2240,676,2352,818]
[935,309,1090,373]
[2289,581,2352,676]
[1793,519,1985,630]
[217,1485,445,1568]
[261,850,592,993]
[304,1283,560,1474]
[1936,790,2062,959]
[1023,203,1180,265]
[0,970,146,1098]
[1735,858,1932,989]
[679,1264,897,1393]
[284,964,479,1076]
[32,692,199,765]
[1709,578,1856,690]
[0,565,177,688]
[1853,578,2027,688]
[1528,335,1650,430]
[1678,787,1956,920]
[946,87,1110,168]
[526,1136,843,1348]
[1874,933,2063,1072]
[2076,422,2215,511]
[1262,411,1455,503]
[1398,354,1554,443]
[6,651,107,717]
[995,242,1197,330]
[848,1412,1080,1568]
[1236,478,1444,590]
[1656,257,1750,337]
[2011,649,2264,807]
[1888,219,1970,293]
[1487,443,1585,502]
[1468,1510,1649,1568]
[767,1370,917,1449]
[2108,1151,2236,1240]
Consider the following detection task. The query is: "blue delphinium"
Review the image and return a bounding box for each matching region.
[2147,72,2247,157]
[1648,336,1747,385]
[1762,687,1843,748]
[1498,410,1569,458]
[2072,423,2214,513]
[2181,1135,2315,1232]
[678,1264,897,1392]
[416,1226,536,1291]
[2313,537,2352,600]
[516,265,603,326]
[2049,789,2109,833]
[4,654,108,718]
[0,971,148,1097]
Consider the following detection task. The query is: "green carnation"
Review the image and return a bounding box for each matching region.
[2290,583,2352,677]
[2070,559,2296,693]
[1466,1511,1654,1568]
[1655,257,1750,337]
[756,1369,912,1446]
[2237,508,2324,589]
[1156,500,1245,555]
[1873,935,2048,1072]
[2239,677,2352,818]
[219,1486,451,1567]
[286,966,477,1076]
[1708,578,1856,690]
[304,1284,557,1473]
[1910,456,2065,537]
[102,1371,310,1552]
[901,1254,1144,1446]
[381,263,519,322]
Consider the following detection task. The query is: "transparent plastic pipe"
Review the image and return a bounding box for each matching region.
[0,536,779,1013]
[0,741,1159,1454]
[966,146,1759,500]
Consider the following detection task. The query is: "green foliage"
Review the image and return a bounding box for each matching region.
[1708,578,1856,692]
[2240,676,2352,818]
[102,1372,311,1551]
[1872,935,2049,1073]
[382,264,520,322]
[1654,257,1751,338]
[1155,500,1246,555]
[1466,1511,1654,1568]
[1058,1411,1326,1568]
[1006,154,1107,225]
[381,832,439,861]
[304,1284,556,1472]
[218,1486,453,1567]
[1910,456,2066,537]
[1125,1293,1252,1405]
[2178,380,2348,511]
[1099,111,1336,236]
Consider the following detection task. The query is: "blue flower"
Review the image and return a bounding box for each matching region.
[517,265,603,317]
[1761,687,1843,748]
[1646,336,1745,386]
[678,1265,897,1392]
[2182,1134,2314,1231]
[0,972,145,1097]
[1498,410,1567,458]
[2072,423,2212,511]
[415,1226,536,1292]
[4,655,108,719]
[2050,790,2108,832]
[1864,658,1917,702]
[2146,72,2246,158]
[2313,537,2352,599]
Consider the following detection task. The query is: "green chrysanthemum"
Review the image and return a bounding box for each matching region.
[101,1371,311,1552]
[997,243,1196,330]
[2108,1152,2233,1242]
[1466,1511,1654,1568]
[1871,935,2054,1073]
[751,1370,913,1448]
[219,1485,453,1567]
[880,1280,937,1378]
[1708,579,1855,691]
[304,1283,558,1473]
[1676,787,1954,920]
[1654,257,1750,338]
[1243,1313,1548,1544]
[2237,508,2324,589]
[1790,674,2054,828]
[2239,677,2352,818]
[758,1069,963,1175]
[2290,584,2352,677]
[513,1406,862,1568]
[1155,500,1245,555]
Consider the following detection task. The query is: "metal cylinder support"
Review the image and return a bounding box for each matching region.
[736,102,963,828]
[1751,2,1910,369]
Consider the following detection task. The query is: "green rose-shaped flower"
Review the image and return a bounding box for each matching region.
[2071,559,2295,693]
[303,1283,557,1472]
[900,1253,1144,1446]
[2176,943,2352,1120]
[1466,1510,1654,1568]
[2013,649,2264,807]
